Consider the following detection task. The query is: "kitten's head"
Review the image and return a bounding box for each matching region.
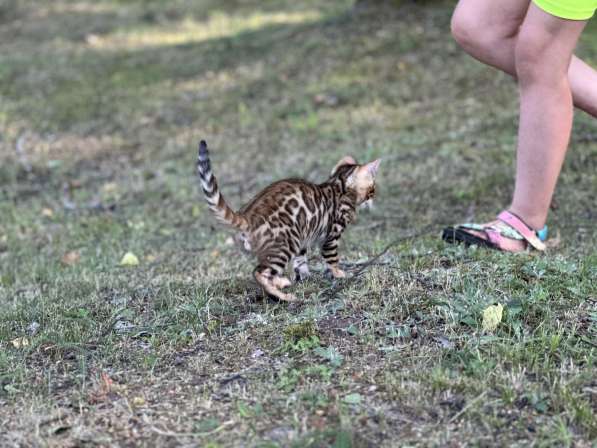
[331,156,381,206]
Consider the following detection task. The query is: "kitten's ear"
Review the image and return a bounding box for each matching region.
[331,156,357,175]
[364,159,381,177]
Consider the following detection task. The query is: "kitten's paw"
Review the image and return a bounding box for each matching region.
[294,266,311,282]
[281,293,298,302]
[329,267,346,279]
[273,276,292,289]
[265,291,298,303]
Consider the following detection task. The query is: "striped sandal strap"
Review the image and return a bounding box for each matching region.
[496,211,546,251]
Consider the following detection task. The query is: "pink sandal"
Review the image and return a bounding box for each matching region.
[442,210,548,253]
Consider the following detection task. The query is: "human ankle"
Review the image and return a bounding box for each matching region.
[507,206,546,231]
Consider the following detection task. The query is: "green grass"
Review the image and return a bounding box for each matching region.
[1,0,596,446]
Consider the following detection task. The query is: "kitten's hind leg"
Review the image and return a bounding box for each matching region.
[254,269,296,302]
[292,249,310,282]
[254,250,296,302]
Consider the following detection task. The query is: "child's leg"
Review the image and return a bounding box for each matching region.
[451,0,597,117]
[444,2,590,251]
[510,3,588,229]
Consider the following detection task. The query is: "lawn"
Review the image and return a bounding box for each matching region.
[0,1,595,446]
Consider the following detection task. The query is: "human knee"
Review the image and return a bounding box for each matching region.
[515,31,564,85]
[515,36,542,82]
[451,7,501,55]
[450,8,483,52]
[452,1,525,58]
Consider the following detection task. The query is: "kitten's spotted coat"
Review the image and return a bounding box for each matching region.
[196,140,380,302]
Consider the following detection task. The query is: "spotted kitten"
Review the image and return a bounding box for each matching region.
[196,140,380,302]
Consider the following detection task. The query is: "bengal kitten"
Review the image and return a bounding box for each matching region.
[196,140,380,302]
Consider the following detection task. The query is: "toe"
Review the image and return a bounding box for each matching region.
[282,293,297,302]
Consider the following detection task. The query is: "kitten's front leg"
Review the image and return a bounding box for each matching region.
[322,233,346,279]
[292,248,310,282]
[329,265,346,279]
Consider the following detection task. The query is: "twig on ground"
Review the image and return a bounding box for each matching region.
[146,419,235,438]
[38,412,69,427]
[341,260,391,269]
[219,373,246,386]
[321,224,438,297]
[447,391,487,424]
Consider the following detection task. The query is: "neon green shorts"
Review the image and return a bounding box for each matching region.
[533,0,597,20]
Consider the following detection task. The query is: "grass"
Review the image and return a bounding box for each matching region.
[0,0,596,446]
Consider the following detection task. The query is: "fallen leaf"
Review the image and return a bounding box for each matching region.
[52,426,71,435]
[314,93,339,107]
[343,393,362,404]
[120,252,139,266]
[313,346,344,367]
[114,320,135,334]
[436,335,454,349]
[251,349,264,358]
[61,251,80,266]
[127,220,145,230]
[132,396,145,406]
[41,208,54,218]
[27,322,40,335]
[68,179,82,189]
[482,304,504,332]
[86,33,101,45]
[88,372,114,404]
[102,182,118,193]
[4,384,19,394]
[11,337,29,348]
[101,372,112,388]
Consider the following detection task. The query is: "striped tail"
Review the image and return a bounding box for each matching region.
[196,140,248,231]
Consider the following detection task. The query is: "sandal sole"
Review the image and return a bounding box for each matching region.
[442,226,497,250]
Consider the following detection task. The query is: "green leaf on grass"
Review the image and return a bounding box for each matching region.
[343,393,362,404]
[313,346,343,367]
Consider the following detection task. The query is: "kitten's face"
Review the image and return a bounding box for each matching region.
[332,156,381,205]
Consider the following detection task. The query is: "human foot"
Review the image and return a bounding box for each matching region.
[442,210,547,253]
